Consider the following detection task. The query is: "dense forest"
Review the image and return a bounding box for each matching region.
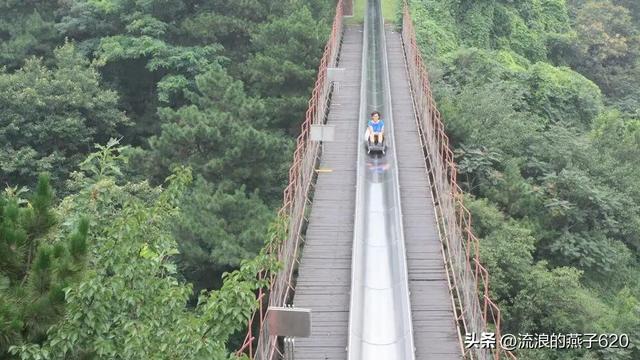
[2,0,639,359]
[409,0,640,359]
[0,0,333,358]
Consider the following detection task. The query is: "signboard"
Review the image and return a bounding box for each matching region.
[310,124,336,142]
[266,307,311,338]
[327,68,346,82]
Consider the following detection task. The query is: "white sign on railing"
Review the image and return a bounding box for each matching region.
[310,124,336,142]
[266,307,311,338]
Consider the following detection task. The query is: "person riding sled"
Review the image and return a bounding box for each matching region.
[366,111,384,144]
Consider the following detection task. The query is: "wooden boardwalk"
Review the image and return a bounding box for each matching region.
[292,25,362,360]
[386,28,463,359]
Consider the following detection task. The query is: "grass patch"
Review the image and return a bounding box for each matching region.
[345,0,399,25]
[382,0,398,25]
[345,0,364,25]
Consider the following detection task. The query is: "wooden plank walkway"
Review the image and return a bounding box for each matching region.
[386,28,463,359]
[291,25,362,360]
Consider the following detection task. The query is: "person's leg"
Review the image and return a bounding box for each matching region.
[380,133,384,143]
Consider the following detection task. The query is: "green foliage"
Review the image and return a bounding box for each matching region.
[0,174,88,358]
[0,1,336,358]
[511,263,606,333]
[569,0,640,107]
[9,140,279,359]
[546,231,633,286]
[471,197,535,302]
[499,0,572,61]
[0,43,128,189]
[597,287,640,358]
[0,3,60,69]
[119,4,311,288]
[23,174,56,237]
[575,1,637,66]
[243,5,328,132]
[522,62,603,127]
[439,48,604,129]
[458,1,495,50]
[436,77,537,152]
[409,0,460,58]
[50,0,330,305]
[49,0,331,143]
[174,177,274,292]
[437,48,518,88]
[493,5,548,61]
[175,0,296,58]
[412,0,640,355]
[614,0,640,20]
[381,0,399,25]
[94,33,224,141]
[411,0,572,61]
[141,66,292,202]
[524,0,572,34]
[482,159,543,219]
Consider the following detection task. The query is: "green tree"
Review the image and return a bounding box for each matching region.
[0,43,127,188]
[614,0,640,20]
[9,142,280,359]
[141,66,292,202]
[522,62,603,127]
[174,177,274,293]
[134,67,290,289]
[54,0,331,142]
[0,174,89,358]
[55,0,225,143]
[0,1,60,69]
[408,0,460,58]
[575,1,638,67]
[510,262,606,334]
[470,196,536,304]
[572,1,640,100]
[243,5,328,132]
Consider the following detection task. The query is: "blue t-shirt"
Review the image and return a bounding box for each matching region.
[368,119,384,133]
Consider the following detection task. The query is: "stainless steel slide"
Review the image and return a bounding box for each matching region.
[347,0,416,359]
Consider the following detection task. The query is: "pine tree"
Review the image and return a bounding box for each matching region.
[0,174,89,358]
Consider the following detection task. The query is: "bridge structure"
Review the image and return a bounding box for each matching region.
[238,1,516,359]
